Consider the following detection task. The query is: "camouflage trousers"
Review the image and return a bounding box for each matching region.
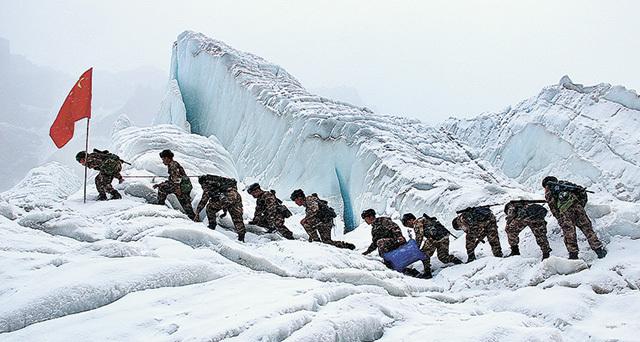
[256,216,294,239]
[206,189,246,236]
[95,172,116,195]
[303,221,355,250]
[505,218,551,253]
[465,219,502,257]
[157,182,195,220]
[555,205,603,253]
[420,236,458,270]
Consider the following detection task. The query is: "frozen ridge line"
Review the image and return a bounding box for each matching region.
[158,31,522,230]
[444,75,640,203]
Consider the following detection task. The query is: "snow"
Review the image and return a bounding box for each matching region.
[1,32,640,341]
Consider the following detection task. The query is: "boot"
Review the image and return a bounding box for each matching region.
[403,268,420,277]
[282,231,294,240]
[450,257,463,265]
[493,250,503,258]
[238,232,245,242]
[110,190,122,200]
[207,221,216,230]
[542,250,550,260]
[96,193,108,201]
[568,252,579,260]
[595,247,607,259]
[508,245,520,257]
[467,253,476,263]
[420,268,433,279]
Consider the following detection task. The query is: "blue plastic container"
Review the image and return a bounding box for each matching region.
[382,239,427,272]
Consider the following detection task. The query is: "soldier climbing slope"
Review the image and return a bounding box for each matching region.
[290,189,355,250]
[362,209,420,276]
[195,174,246,242]
[504,200,552,260]
[542,176,606,259]
[453,206,503,262]
[401,213,462,279]
[76,149,124,201]
[153,149,196,220]
[247,183,294,240]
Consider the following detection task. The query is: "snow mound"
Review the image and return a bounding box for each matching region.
[2,162,80,211]
[112,123,238,180]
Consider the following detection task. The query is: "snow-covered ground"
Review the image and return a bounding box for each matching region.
[1,32,640,341]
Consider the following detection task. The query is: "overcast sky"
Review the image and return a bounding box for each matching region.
[1,0,638,122]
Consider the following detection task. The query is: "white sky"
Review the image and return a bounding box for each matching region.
[1,0,639,122]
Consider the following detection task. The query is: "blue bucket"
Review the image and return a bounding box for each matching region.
[382,239,427,272]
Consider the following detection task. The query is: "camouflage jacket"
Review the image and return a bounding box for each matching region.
[303,195,322,223]
[413,216,448,246]
[196,175,237,214]
[364,217,406,254]
[166,160,187,185]
[85,153,122,179]
[252,190,280,225]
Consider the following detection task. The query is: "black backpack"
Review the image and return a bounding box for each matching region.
[271,190,292,218]
[464,206,493,224]
[422,214,448,239]
[312,193,337,221]
[524,204,548,220]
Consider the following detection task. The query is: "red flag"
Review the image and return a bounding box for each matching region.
[49,68,93,148]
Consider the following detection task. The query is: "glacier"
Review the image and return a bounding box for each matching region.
[1,30,639,341]
[157,31,526,231]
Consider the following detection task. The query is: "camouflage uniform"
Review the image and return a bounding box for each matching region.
[251,190,294,239]
[157,160,195,219]
[302,195,354,249]
[504,203,551,254]
[364,217,407,256]
[412,216,460,270]
[455,210,503,258]
[545,188,603,254]
[196,176,245,238]
[84,152,123,198]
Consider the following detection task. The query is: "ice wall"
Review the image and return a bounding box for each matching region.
[444,76,640,202]
[157,31,520,231]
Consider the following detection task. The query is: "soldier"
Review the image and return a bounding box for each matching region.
[247,183,294,240]
[195,174,246,242]
[290,189,355,250]
[361,209,420,276]
[542,176,607,259]
[361,209,406,256]
[152,149,196,220]
[452,206,503,262]
[504,201,552,260]
[76,149,124,201]
[401,213,462,279]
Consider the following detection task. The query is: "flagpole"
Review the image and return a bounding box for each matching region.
[83,117,90,204]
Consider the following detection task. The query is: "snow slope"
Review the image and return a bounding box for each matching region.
[0,125,638,341]
[157,31,526,231]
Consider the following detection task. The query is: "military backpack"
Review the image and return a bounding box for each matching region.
[463,206,493,225]
[271,190,292,218]
[93,149,122,176]
[312,193,337,222]
[552,181,588,213]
